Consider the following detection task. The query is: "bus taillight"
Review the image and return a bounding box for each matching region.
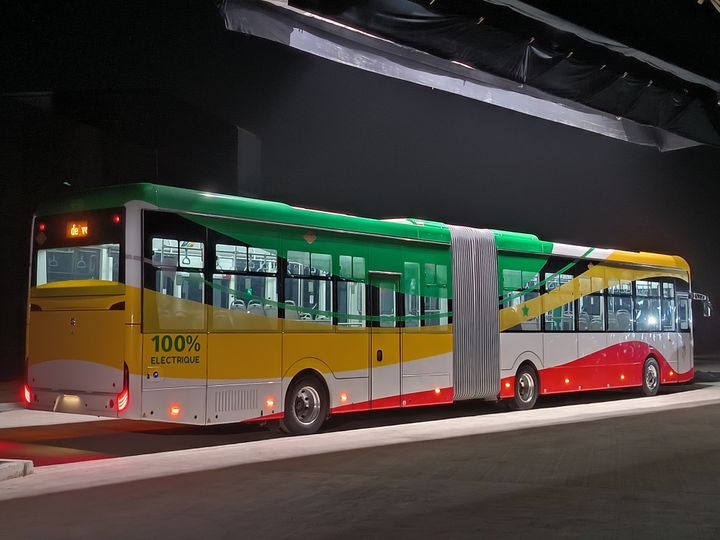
[23,384,31,404]
[117,389,129,412]
[117,362,130,412]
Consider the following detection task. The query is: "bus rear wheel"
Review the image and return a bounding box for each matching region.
[641,357,660,397]
[279,374,328,435]
[508,364,539,410]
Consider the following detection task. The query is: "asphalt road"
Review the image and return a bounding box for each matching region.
[2,398,720,539]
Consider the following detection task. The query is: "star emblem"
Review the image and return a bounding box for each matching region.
[521,304,530,317]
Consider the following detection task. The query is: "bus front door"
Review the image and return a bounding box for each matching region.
[369,273,401,409]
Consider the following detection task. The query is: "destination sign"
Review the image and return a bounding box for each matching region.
[66,220,89,238]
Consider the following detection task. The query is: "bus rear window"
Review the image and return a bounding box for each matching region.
[32,208,124,288]
[36,244,121,285]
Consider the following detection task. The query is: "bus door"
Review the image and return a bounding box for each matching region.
[675,293,692,376]
[369,273,402,409]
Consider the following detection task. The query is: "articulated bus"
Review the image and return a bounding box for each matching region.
[25,183,712,434]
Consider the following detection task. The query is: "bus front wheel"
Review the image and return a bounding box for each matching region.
[641,357,660,397]
[280,374,329,435]
[508,364,539,410]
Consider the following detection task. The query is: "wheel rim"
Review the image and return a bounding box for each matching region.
[293,385,321,426]
[645,363,658,391]
[517,372,535,403]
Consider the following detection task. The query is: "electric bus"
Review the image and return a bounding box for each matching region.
[25,183,712,434]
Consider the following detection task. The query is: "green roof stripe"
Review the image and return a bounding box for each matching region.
[37,183,451,244]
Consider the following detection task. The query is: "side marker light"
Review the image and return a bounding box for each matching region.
[340,393,348,402]
[23,384,31,404]
[434,387,441,395]
[266,398,275,408]
[564,378,570,384]
[170,404,181,416]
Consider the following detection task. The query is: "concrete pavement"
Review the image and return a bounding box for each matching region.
[0,357,720,486]
[2,382,720,502]
[2,391,720,538]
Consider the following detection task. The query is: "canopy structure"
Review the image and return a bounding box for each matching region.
[219,0,720,151]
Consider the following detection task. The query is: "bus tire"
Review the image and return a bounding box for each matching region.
[508,364,539,410]
[641,357,660,397]
[280,374,328,435]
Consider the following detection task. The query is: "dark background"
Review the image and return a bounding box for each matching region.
[1,1,718,380]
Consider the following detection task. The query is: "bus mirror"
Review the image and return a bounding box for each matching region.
[692,292,712,318]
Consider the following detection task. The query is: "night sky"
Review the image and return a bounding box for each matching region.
[1,1,718,379]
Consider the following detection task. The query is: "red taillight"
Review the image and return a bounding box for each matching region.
[38,223,46,232]
[116,362,129,412]
[23,384,32,404]
[112,214,121,224]
[117,389,129,411]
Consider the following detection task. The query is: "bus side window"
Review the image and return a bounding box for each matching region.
[544,272,575,332]
[502,269,540,332]
[404,262,420,328]
[142,211,208,333]
[207,226,281,331]
[212,243,278,317]
[337,256,366,328]
[635,280,661,332]
[661,282,676,331]
[145,236,206,332]
[607,278,633,332]
[150,237,205,301]
[284,250,333,326]
[578,294,605,331]
[423,263,449,326]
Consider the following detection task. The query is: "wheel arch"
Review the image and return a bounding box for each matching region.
[282,359,332,412]
[517,358,540,376]
[289,368,330,401]
[506,350,544,374]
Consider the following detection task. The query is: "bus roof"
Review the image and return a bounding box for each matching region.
[36,182,688,271]
[37,182,452,244]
